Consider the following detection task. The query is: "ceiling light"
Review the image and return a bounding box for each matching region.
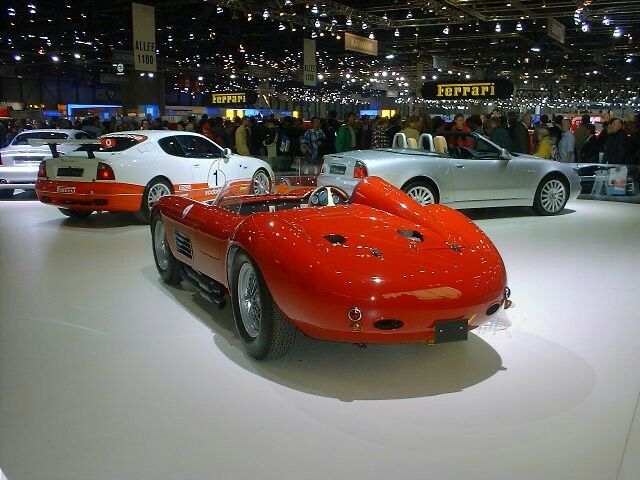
[73,52,81,59]
[394,28,400,37]
[406,11,413,19]
[386,54,394,59]
[51,55,59,62]
[317,74,324,80]
[443,26,449,35]
[311,31,317,38]
[531,46,541,52]
[495,23,501,32]
[581,23,590,32]
[346,17,352,26]
[369,32,375,39]
[465,74,471,79]
[626,58,632,63]
[516,22,523,31]
[216,6,223,14]
[603,16,611,26]
[432,75,438,80]
[197,76,203,81]
[362,22,367,29]
[148,72,154,78]
[314,19,320,28]
[613,26,622,37]
[262,9,269,19]
[331,18,337,25]
[278,23,285,31]
[382,13,388,21]
[284,0,292,5]
[311,4,319,14]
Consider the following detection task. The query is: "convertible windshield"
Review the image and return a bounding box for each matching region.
[212,180,315,216]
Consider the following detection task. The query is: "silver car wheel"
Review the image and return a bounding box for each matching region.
[252,170,271,194]
[148,183,171,208]
[540,179,567,213]
[237,262,261,338]
[406,185,435,205]
[153,221,169,271]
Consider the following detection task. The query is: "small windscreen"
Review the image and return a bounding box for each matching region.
[77,134,147,152]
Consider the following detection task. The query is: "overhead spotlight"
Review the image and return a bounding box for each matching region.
[613,26,622,37]
[432,74,438,80]
[331,18,337,25]
[317,73,324,80]
[247,13,252,21]
[197,76,203,81]
[369,32,375,39]
[284,0,292,5]
[406,11,413,19]
[581,23,590,32]
[311,4,319,14]
[278,23,285,31]
[443,26,449,35]
[311,31,317,38]
[140,72,145,77]
[51,55,59,62]
[362,22,367,29]
[465,74,471,79]
[73,52,81,59]
[626,57,633,63]
[216,6,223,14]
[394,28,400,37]
[13,54,21,61]
[262,9,269,19]
[530,46,541,52]
[516,21,523,31]
[495,23,501,32]
[382,13,388,21]
[602,16,611,26]
[346,17,352,26]
[148,72,154,78]
[385,54,394,59]
[314,19,320,28]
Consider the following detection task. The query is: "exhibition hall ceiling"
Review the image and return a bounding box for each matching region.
[1,1,638,104]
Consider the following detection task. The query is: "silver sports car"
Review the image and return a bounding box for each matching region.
[318,131,581,215]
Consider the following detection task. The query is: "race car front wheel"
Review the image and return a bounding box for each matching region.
[58,208,93,218]
[137,177,173,223]
[252,168,271,194]
[231,251,296,360]
[150,209,182,285]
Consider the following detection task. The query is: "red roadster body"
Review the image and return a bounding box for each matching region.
[151,176,509,359]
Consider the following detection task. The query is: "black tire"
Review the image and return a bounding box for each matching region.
[402,180,439,205]
[150,209,182,285]
[230,251,296,360]
[136,178,173,223]
[58,208,93,218]
[0,189,15,199]
[533,175,569,216]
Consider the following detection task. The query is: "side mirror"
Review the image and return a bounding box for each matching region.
[223,147,232,158]
[500,148,511,160]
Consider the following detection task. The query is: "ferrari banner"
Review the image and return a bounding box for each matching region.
[132,2,156,72]
[303,39,316,87]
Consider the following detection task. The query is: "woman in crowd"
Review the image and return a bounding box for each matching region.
[533,127,553,159]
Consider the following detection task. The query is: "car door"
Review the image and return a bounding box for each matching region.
[175,134,233,190]
[446,133,523,202]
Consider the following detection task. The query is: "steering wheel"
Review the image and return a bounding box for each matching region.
[307,186,350,207]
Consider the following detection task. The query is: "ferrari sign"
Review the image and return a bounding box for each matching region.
[204,91,258,107]
[421,79,514,100]
[132,2,156,72]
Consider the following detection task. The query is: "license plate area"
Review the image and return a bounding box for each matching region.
[57,167,84,177]
[329,164,346,175]
[434,319,468,343]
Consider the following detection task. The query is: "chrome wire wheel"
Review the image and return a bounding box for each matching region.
[252,170,271,194]
[148,183,172,208]
[406,185,435,205]
[237,262,261,338]
[540,179,567,213]
[153,220,169,271]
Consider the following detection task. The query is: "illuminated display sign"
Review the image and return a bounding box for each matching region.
[421,79,514,100]
[205,91,258,107]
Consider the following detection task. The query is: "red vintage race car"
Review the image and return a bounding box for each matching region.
[151,176,510,360]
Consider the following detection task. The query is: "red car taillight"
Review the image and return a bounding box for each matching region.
[96,162,115,180]
[354,161,368,179]
[37,161,47,179]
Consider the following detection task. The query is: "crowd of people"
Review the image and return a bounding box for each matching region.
[2,109,639,170]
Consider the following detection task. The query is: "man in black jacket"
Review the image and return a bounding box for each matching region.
[580,124,599,163]
[511,112,531,154]
[603,118,633,164]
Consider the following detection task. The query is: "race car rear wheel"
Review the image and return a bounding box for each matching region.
[136,178,173,223]
[231,251,296,360]
[58,208,93,218]
[150,209,182,285]
[533,175,568,216]
[252,168,271,194]
[402,180,439,205]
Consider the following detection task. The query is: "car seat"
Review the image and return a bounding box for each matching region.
[407,137,418,149]
[433,135,448,154]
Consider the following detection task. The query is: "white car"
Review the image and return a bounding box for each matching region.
[34,130,274,220]
[0,129,92,198]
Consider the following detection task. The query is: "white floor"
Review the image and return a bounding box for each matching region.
[1,197,639,480]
